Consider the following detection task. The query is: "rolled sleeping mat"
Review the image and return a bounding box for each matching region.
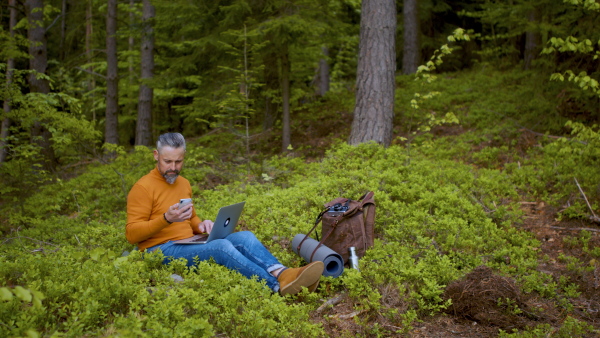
[291,234,344,278]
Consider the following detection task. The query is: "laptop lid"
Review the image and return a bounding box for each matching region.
[175,201,245,244]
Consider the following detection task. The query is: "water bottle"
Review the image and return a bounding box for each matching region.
[349,247,360,271]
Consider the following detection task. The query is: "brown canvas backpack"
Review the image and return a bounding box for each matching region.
[298,191,376,265]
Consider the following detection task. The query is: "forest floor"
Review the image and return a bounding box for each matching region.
[255,112,600,337]
[309,201,600,337]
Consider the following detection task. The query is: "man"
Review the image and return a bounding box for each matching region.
[126,133,323,295]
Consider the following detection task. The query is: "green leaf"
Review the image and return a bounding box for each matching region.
[0,287,13,301]
[31,289,45,302]
[14,286,32,302]
[25,329,39,338]
[90,247,105,261]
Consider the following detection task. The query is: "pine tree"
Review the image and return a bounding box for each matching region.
[349,0,396,147]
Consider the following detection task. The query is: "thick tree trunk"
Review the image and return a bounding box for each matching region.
[523,7,541,70]
[26,0,56,169]
[136,0,155,146]
[1,0,17,163]
[402,0,419,75]
[105,0,119,145]
[281,43,291,152]
[316,46,330,97]
[26,0,50,94]
[349,0,396,147]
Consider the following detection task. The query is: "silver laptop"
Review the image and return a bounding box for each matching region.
[175,201,245,244]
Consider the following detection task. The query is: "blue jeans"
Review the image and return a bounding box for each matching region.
[147,231,284,292]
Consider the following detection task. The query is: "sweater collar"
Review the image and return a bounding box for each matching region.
[150,166,182,185]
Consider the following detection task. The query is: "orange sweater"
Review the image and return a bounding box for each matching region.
[126,167,202,251]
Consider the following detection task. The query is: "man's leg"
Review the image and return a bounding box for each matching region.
[149,238,281,292]
[224,231,285,275]
[148,231,323,294]
[226,231,324,295]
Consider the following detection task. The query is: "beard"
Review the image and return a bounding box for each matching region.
[161,169,180,184]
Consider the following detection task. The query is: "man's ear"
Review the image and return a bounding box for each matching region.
[153,149,159,161]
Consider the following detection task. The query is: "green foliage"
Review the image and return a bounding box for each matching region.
[0,246,322,337]
[540,0,600,120]
[563,0,600,11]
[1,133,547,336]
[505,121,600,216]
[329,35,359,93]
[4,62,600,335]
[0,68,102,217]
[499,316,595,337]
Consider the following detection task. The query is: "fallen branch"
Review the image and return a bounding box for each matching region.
[524,225,600,232]
[334,310,364,320]
[316,294,344,314]
[574,177,600,224]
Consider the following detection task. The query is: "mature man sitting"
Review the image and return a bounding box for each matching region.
[125,132,323,295]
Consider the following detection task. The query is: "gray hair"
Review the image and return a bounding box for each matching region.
[156,133,186,153]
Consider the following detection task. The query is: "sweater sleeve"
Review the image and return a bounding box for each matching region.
[186,183,202,233]
[125,183,170,244]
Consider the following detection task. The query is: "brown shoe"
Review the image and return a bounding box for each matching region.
[307,279,320,293]
[278,261,324,295]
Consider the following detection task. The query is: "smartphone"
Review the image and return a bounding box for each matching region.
[179,198,193,209]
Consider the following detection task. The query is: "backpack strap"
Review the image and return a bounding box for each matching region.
[359,191,375,205]
[298,192,375,262]
[309,217,341,262]
[357,191,375,252]
[296,207,329,254]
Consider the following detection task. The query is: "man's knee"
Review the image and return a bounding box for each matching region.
[228,230,255,241]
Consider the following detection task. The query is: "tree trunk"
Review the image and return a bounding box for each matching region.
[86,0,96,120]
[349,0,396,147]
[136,0,155,146]
[281,43,291,152]
[26,0,50,94]
[262,41,279,131]
[105,0,119,145]
[316,46,330,97]
[523,7,541,70]
[26,0,56,169]
[1,0,17,163]
[127,0,136,143]
[59,0,67,61]
[402,0,419,75]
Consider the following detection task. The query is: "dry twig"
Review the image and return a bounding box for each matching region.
[548,226,600,233]
[574,178,600,224]
[316,294,344,314]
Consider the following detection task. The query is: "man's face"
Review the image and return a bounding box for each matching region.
[153,146,185,184]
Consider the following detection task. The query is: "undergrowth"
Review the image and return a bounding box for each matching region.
[2,66,600,337]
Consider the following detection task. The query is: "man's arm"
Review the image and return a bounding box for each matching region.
[125,184,170,244]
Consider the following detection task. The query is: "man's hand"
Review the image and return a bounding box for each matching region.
[198,219,214,234]
[164,202,194,223]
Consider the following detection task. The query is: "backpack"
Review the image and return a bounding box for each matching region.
[297,191,376,265]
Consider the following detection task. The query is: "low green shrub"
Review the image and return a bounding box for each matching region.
[4,65,600,336]
[1,140,545,336]
[499,316,595,337]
